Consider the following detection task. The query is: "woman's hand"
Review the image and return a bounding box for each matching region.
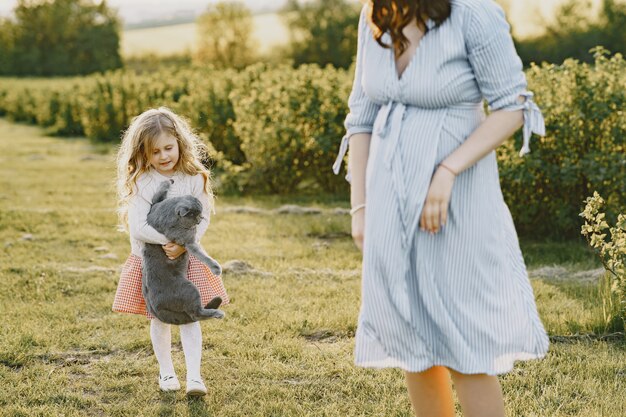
[351,208,365,252]
[162,242,186,260]
[420,166,456,234]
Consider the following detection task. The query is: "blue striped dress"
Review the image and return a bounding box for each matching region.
[333,0,549,375]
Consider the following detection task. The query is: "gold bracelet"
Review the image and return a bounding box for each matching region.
[350,203,366,215]
[438,162,458,176]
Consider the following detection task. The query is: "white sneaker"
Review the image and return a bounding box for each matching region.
[186,378,207,397]
[158,374,181,392]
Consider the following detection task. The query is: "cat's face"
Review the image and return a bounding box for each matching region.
[175,198,203,228]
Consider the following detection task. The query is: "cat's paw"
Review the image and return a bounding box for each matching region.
[209,263,222,277]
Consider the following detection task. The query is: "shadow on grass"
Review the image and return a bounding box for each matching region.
[155,392,213,417]
[549,332,625,344]
[543,279,599,305]
[187,396,213,417]
[157,392,177,417]
[520,238,600,269]
[541,277,625,339]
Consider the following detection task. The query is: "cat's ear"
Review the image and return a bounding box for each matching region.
[176,206,190,217]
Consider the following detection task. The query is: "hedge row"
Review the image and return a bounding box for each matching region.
[0,50,624,238]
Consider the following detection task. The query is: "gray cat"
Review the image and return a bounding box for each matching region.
[142,179,224,324]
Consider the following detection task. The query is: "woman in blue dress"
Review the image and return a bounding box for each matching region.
[333,0,550,415]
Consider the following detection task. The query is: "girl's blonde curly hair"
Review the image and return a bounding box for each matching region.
[116,106,214,232]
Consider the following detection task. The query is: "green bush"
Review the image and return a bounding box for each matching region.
[174,67,244,165]
[231,63,350,194]
[497,48,625,239]
[0,50,623,240]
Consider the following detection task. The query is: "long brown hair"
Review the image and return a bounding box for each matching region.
[368,0,451,56]
[116,107,214,232]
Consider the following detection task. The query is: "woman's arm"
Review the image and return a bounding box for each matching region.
[419,109,524,233]
[441,106,524,173]
[420,0,545,233]
[333,5,380,251]
[348,132,371,251]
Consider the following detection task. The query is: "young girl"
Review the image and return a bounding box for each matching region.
[333,0,549,416]
[112,107,229,396]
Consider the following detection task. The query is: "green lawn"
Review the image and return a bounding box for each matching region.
[0,119,624,416]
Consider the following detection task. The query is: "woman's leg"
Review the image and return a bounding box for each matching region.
[150,318,176,376]
[448,369,505,417]
[405,366,456,417]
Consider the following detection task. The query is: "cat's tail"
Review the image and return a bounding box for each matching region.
[186,295,225,321]
[190,306,225,320]
[205,296,222,310]
[186,243,222,276]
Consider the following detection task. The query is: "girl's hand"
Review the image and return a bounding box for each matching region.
[162,242,186,260]
[351,208,365,252]
[420,166,456,234]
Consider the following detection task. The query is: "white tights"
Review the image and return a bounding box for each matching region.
[150,318,203,381]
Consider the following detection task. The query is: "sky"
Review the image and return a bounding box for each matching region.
[0,0,605,37]
[0,1,288,24]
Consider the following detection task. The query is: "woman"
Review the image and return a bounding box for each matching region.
[332,0,550,415]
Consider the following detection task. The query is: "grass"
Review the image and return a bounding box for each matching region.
[0,118,624,416]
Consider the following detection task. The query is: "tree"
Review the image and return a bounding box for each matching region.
[1,0,122,76]
[0,19,15,75]
[282,0,360,69]
[195,1,257,69]
[515,0,626,65]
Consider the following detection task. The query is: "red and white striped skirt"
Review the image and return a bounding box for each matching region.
[112,253,230,319]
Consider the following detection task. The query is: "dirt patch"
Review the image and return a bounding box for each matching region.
[287,267,360,279]
[306,231,350,239]
[274,205,322,215]
[64,265,118,274]
[37,349,119,366]
[222,259,272,277]
[301,329,352,344]
[222,206,266,215]
[529,266,605,282]
[221,205,351,216]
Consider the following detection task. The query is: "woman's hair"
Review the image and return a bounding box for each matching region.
[115,106,214,232]
[368,0,451,56]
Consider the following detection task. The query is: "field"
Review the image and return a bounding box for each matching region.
[0,118,624,416]
[117,0,608,57]
[121,12,290,57]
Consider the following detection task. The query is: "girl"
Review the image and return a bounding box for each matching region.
[112,107,229,396]
[333,0,549,416]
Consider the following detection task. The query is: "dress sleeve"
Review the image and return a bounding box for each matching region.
[128,177,170,245]
[332,5,381,182]
[466,0,545,156]
[191,174,212,244]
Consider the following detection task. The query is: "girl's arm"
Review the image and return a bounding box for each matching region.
[128,181,169,245]
[192,174,212,244]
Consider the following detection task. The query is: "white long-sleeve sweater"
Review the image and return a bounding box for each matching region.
[127,169,212,257]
